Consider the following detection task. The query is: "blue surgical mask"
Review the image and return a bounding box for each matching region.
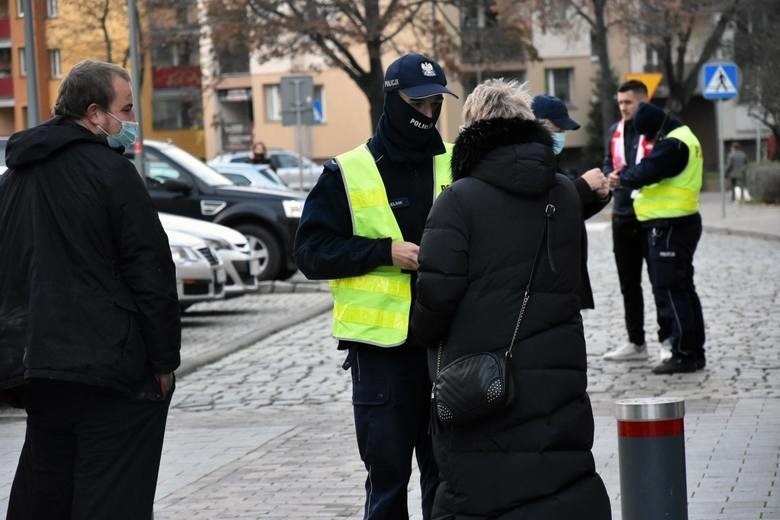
[552,132,566,155]
[99,111,139,149]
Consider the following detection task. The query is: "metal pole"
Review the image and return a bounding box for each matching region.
[431,0,437,59]
[616,397,688,520]
[128,0,145,176]
[22,0,39,127]
[717,100,726,217]
[294,79,303,190]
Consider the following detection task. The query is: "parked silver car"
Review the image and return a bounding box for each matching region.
[210,149,321,190]
[166,229,226,309]
[207,162,289,191]
[160,212,260,298]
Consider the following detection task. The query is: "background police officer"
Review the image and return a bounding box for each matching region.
[294,53,456,520]
[608,102,706,374]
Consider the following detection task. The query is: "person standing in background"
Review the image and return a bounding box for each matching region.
[601,80,658,362]
[725,141,748,201]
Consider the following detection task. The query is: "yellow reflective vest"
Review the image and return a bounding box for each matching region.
[328,143,453,347]
[633,125,703,222]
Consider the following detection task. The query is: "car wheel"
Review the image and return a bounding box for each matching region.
[235,224,282,281]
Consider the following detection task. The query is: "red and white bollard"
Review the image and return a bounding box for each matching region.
[615,397,688,520]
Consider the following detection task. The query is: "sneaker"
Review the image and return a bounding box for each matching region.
[603,342,648,361]
[658,339,673,363]
[651,356,701,374]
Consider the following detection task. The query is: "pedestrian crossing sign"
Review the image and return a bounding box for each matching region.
[700,62,740,100]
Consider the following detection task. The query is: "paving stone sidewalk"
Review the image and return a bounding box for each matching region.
[1,227,778,519]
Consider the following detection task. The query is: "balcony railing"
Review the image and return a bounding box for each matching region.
[153,66,202,89]
[0,18,9,40]
[0,77,13,98]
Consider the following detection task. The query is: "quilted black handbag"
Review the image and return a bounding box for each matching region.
[431,201,555,427]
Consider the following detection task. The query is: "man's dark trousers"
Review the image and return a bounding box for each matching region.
[7,379,172,520]
[347,345,438,520]
[612,214,647,346]
[644,213,706,360]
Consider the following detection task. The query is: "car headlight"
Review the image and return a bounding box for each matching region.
[204,238,232,251]
[170,245,200,263]
[235,242,251,254]
[282,199,304,218]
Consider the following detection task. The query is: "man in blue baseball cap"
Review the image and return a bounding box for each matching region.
[294,53,457,519]
[532,94,611,311]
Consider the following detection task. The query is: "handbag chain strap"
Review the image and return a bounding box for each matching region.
[506,199,555,358]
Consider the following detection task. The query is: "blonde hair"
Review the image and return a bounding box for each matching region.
[462,78,535,126]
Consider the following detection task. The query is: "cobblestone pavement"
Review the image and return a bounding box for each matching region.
[2,227,779,519]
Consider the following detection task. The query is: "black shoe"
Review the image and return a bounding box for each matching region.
[651,356,701,375]
[696,356,706,369]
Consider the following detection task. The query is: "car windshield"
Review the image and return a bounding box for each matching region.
[161,144,233,186]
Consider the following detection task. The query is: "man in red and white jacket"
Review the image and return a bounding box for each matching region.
[601,80,661,362]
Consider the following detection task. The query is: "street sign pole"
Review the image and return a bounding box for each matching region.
[22,0,39,127]
[700,61,741,219]
[717,101,725,218]
[294,79,304,190]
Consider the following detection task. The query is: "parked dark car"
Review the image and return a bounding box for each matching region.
[125,140,304,280]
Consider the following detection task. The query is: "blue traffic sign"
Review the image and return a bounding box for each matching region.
[700,62,740,100]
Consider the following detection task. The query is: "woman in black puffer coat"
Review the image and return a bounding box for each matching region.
[410,79,611,519]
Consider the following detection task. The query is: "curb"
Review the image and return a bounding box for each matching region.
[703,225,780,242]
[177,299,333,378]
[257,280,329,294]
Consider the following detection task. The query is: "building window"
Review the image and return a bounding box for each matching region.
[216,41,249,75]
[264,84,281,122]
[264,84,325,124]
[18,48,26,76]
[152,89,203,130]
[545,68,572,102]
[16,0,23,17]
[49,49,61,78]
[46,0,58,17]
[152,38,200,67]
[0,49,11,77]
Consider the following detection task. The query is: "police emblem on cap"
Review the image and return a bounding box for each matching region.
[421,62,436,77]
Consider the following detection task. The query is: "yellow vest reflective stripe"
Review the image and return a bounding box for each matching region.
[633,125,702,222]
[329,142,453,347]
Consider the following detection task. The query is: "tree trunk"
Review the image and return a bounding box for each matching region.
[592,0,617,140]
[365,36,385,131]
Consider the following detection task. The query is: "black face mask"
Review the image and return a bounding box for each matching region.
[374,92,444,163]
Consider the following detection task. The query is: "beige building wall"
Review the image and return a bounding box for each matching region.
[203,49,462,161]
[526,14,597,149]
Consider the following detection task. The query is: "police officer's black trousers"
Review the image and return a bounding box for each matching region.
[7,379,172,520]
[612,215,648,346]
[346,345,438,520]
[644,213,706,360]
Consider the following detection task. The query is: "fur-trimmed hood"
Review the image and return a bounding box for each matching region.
[451,117,556,196]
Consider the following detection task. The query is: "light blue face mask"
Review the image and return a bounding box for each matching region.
[552,132,566,155]
[100,111,139,149]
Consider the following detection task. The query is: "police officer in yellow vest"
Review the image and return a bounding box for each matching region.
[609,102,706,374]
[294,53,456,519]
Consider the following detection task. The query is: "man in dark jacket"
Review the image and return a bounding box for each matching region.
[602,80,658,362]
[0,60,180,519]
[531,94,611,309]
[294,53,456,520]
[609,102,706,374]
